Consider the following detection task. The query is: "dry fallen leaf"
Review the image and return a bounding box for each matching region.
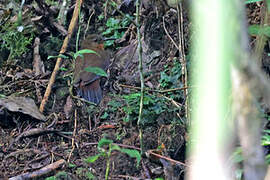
[0,96,46,121]
[64,95,73,119]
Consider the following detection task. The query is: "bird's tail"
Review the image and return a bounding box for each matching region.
[78,80,103,104]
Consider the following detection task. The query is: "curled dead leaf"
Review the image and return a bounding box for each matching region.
[0,96,45,121]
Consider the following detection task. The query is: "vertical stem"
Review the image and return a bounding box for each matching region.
[188,0,234,179]
[76,2,82,52]
[177,3,189,125]
[136,0,144,153]
[255,1,270,65]
[105,144,112,180]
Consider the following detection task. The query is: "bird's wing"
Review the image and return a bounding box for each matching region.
[74,50,110,86]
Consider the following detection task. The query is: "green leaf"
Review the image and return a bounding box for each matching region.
[84,66,108,77]
[231,147,244,163]
[248,25,261,35]
[248,25,270,37]
[245,0,263,4]
[110,1,118,7]
[106,18,120,28]
[235,169,243,180]
[59,67,68,71]
[120,148,141,167]
[102,28,113,35]
[266,154,270,164]
[55,171,68,178]
[45,177,56,180]
[264,129,270,133]
[262,132,270,146]
[263,26,270,37]
[74,49,99,59]
[86,172,96,179]
[121,15,133,27]
[104,40,114,47]
[111,144,121,151]
[47,54,69,60]
[98,14,104,21]
[45,172,68,180]
[113,31,122,39]
[0,94,6,98]
[68,163,77,168]
[123,116,130,122]
[143,95,154,105]
[101,112,109,119]
[98,138,113,148]
[123,93,140,100]
[108,100,123,110]
[84,154,101,163]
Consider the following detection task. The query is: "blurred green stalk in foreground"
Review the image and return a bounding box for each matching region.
[187,0,237,179]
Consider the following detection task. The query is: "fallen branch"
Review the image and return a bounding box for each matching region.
[9,159,66,180]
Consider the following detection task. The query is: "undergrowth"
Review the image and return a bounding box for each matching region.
[104,58,185,126]
[0,3,35,61]
[0,25,34,60]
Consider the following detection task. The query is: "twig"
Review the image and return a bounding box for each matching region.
[115,175,140,180]
[0,79,48,89]
[147,150,188,167]
[82,142,140,151]
[104,0,108,19]
[254,2,269,64]
[4,149,42,160]
[76,5,82,52]
[162,95,183,108]
[177,3,189,124]
[9,159,66,179]
[119,84,190,93]
[163,16,179,51]
[68,109,77,163]
[57,0,68,25]
[39,0,83,113]
[135,0,144,154]
[84,9,95,38]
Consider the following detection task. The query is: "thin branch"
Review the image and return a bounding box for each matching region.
[68,109,77,163]
[147,150,188,167]
[39,0,83,113]
[135,0,144,154]
[162,16,179,51]
[177,3,189,124]
[118,83,190,93]
[84,9,95,38]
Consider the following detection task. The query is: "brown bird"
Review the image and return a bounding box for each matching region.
[73,34,110,104]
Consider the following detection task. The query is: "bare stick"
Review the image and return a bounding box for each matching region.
[39,0,83,113]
